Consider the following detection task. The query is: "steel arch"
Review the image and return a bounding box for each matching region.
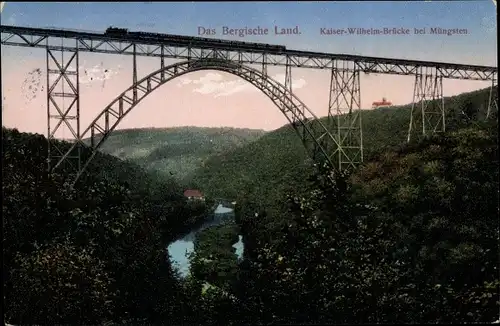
[60,59,347,185]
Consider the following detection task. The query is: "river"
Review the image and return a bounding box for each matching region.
[167,204,244,278]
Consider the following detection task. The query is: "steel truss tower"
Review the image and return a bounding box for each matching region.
[11,24,490,182]
[284,58,301,127]
[407,67,445,143]
[46,40,81,177]
[487,78,498,119]
[328,60,363,171]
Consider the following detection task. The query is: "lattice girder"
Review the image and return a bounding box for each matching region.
[1,25,497,81]
[407,68,446,142]
[46,45,81,174]
[327,61,363,171]
[57,59,348,185]
[487,78,498,119]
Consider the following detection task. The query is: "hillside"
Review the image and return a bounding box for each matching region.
[233,123,498,323]
[89,126,266,182]
[3,127,212,324]
[4,85,498,324]
[187,86,498,206]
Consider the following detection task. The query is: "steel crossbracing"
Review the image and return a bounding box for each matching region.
[1,24,498,184]
[57,59,342,184]
[407,67,446,142]
[46,44,81,175]
[328,61,363,170]
[487,78,498,119]
[1,25,496,79]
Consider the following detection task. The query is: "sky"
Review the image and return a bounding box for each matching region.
[1,1,497,137]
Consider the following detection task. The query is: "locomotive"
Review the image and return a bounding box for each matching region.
[104,26,286,52]
[105,27,129,36]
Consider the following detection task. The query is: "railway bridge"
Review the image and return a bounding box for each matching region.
[1,25,497,186]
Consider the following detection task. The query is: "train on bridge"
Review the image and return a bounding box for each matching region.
[105,27,287,52]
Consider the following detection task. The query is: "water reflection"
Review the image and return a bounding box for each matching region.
[232,235,244,260]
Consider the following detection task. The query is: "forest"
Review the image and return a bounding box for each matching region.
[2,85,498,324]
[94,126,265,183]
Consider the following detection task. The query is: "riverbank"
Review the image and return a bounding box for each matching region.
[168,204,242,278]
[190,220,241,290]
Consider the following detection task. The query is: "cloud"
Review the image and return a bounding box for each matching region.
[177,72,307,97]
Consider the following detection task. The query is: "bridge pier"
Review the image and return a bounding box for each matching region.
[328,61,363,171]
[133,44,138,102]
[284,57,296,123]
[160,45,165,82]
[487,78,498,119]
[45,39,82,176]
[407,67,445,143]
[261,54,267,76]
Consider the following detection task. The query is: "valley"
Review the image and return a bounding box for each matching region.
[3,85,498,324]
[91,126,266,183]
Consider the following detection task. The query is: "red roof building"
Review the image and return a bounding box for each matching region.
[372,97,392,109]
[184,189,204,200]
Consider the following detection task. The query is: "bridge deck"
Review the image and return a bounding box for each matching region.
[1,24,497,81]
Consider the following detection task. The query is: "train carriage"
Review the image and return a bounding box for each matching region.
[104,26,286,52]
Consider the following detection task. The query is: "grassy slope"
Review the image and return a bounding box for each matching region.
[90,126,266,183]
[188,86,497,205]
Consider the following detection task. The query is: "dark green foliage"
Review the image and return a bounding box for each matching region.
[190,124,314,212]
[189,223,240,291]
[350,124,499,322]
[93,126,266,183]
[2,127,207,324]
[3,84,498,324]
[234,122,498,323]
[190,86,497,207]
